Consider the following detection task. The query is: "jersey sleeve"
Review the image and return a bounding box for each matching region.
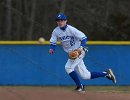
[49,30,57,45]
[72,26,87,41]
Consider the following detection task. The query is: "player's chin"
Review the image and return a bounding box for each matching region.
[59,24,64,27]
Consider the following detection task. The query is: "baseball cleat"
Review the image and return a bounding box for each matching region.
[106,69,116,84]
[74,85,85,93]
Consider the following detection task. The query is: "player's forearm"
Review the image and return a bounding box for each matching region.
[49,43,56,54]
[50,44,56,50]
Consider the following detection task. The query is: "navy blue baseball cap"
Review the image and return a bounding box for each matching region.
[55,13,67,21]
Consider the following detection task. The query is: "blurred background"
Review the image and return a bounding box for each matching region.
[0,0,130,41]
[0,0,130,86]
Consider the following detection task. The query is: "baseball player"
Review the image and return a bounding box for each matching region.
[49,13,116,92]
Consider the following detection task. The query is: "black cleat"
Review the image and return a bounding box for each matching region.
[74,85,85,93]
[106,69,116,84]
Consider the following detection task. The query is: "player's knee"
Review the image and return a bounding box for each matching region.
[80,72,91,80]
[81,76,90,80]
[65,66,74,74]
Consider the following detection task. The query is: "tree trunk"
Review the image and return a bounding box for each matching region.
[5,0,12,40]
[60,0,66,13]
[14,0,22,40]
[27,0,36,40]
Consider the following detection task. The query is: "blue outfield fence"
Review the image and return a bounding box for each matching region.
[0,41,130,85]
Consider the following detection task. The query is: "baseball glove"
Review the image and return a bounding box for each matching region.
[68,48,82,59]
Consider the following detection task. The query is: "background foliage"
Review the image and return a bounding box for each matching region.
[0,0,130,41]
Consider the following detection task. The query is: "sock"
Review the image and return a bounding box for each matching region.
[91,72,107,79]
[69,71,82,87]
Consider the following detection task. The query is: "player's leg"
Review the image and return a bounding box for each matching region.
[75,60,107,79]
[91,69,116,83]
[75,60,116,83]
[75,60,91,79]
[65,58,84,92]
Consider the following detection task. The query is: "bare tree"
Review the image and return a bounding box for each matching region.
[104,0,110,26]
[60,0,66,13]
[55,0,66,13]
[27,0,36,40]
[5,0,12,40]
[14,0,22,40]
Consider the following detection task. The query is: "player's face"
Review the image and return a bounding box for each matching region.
[56,20,67,28]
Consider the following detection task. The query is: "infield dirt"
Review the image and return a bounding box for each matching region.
[0,86,130,100]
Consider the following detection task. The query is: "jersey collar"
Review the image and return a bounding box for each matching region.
[60,24,67,31]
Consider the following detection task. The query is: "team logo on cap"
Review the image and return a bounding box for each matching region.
[58,15,61,18]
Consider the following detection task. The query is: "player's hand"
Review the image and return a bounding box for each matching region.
[76,46,83,54]
[78,46,83,51]
[77,46,88,53]
[49,49,54,54]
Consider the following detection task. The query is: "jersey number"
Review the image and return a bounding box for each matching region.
[70,39,75,46]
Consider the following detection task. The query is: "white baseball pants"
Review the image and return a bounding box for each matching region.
[65,50,91,79]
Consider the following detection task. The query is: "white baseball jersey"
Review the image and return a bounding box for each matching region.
[50,25,87,53]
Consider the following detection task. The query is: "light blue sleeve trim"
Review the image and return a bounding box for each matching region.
[81,37,87,40]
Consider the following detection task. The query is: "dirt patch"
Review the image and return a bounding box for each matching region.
[0,86,130,100]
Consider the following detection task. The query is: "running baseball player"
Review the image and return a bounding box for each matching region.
[49,13,116,92]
